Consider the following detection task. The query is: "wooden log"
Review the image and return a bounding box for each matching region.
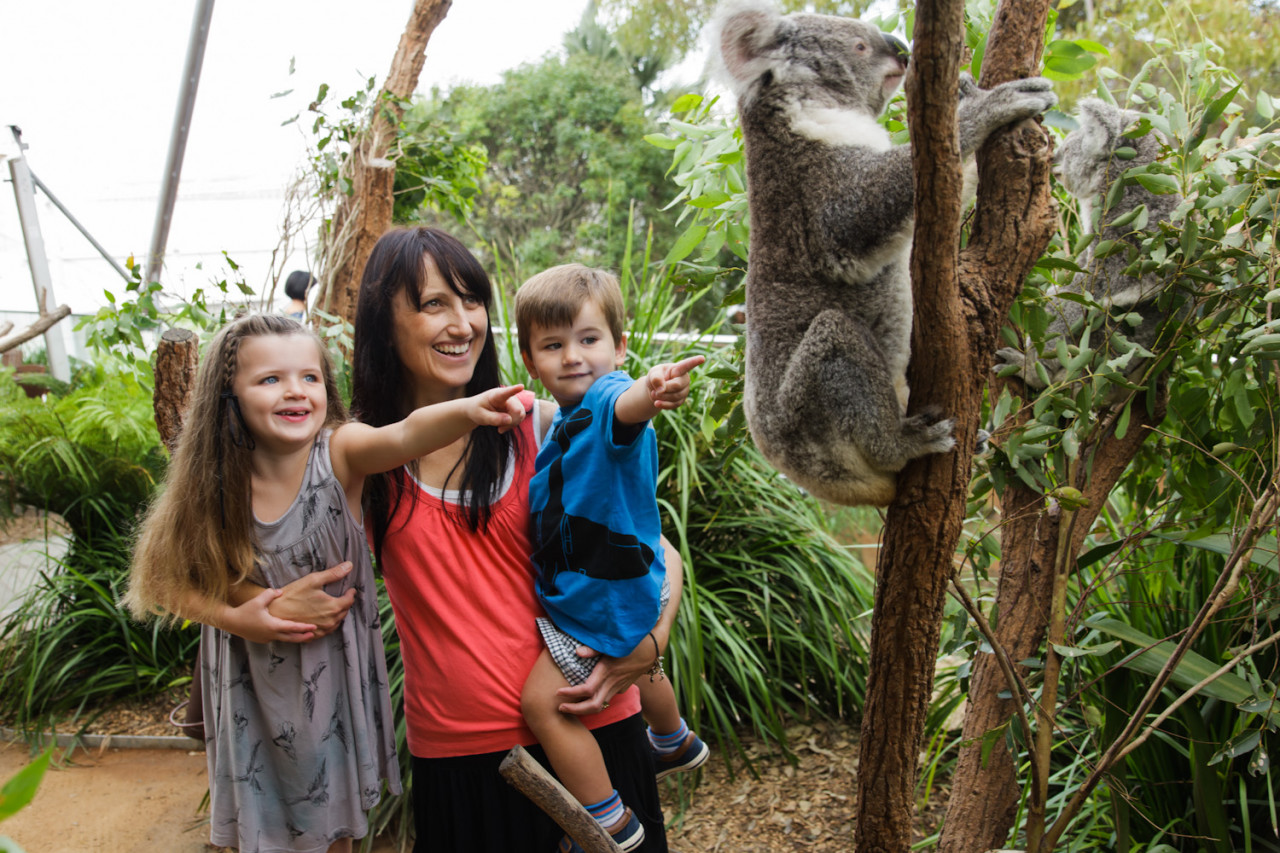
[153,327,199,451]
[498,745,620,853]
[0,305,71,354]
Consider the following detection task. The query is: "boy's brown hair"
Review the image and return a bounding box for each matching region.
[515,264,626,355]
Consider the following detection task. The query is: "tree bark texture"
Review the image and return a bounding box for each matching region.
[153,327,200,452]
[939,386,1168,853]
[853,0,1057,849]
[853,0,968,849]
[319,0,452,327]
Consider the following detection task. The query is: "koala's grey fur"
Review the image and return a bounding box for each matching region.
[713,0,1057,506]
[995,98,1185,393]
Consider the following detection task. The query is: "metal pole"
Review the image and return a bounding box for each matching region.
[28,172,133,283]
[145,0,216,287]
[8,155,72,381]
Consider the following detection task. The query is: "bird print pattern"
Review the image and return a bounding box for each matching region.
[200,430,400,853]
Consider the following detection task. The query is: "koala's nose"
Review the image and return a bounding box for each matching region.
[883,33,910,68]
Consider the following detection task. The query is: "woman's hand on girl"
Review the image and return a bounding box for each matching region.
[268,562,358,637]
[470,384,527,433]
[223,587,320,644]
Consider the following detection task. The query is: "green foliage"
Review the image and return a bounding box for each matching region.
[1063,537,1280,851]
[1055,0,1280,116]
[296,76,487,226]
[0,527,199,734]
[0,748,49,853]
[0,366,197,732]
[410,51,674,274]
[74,254,255,374]
[0,361,166,544]
[973,39,1280,852]
[0,749,48,821]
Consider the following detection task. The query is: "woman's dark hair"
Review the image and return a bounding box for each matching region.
[351,227,521,564]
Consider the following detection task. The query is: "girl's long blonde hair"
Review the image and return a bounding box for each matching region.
[124,314,347,623]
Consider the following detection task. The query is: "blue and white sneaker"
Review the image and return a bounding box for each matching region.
[558,807,645,853]
[654,731,710,780]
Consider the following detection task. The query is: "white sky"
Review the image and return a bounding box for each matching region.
[0,0,594,323]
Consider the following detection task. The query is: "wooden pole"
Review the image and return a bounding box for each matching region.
[152,328,200,451]
[498,745,621,853]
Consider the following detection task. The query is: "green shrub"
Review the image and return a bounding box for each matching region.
[0,362,196,733]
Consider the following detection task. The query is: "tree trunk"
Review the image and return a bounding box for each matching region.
[853,0,1057,849]
[318,0,453,327]
[939,386,1167,852]
[153,327,200,451]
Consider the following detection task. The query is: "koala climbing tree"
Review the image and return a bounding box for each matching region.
[994,98,1187,396]
[709,0,1064,850]
[713,0,1056,507]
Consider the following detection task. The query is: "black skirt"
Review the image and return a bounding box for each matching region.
[411,713,668,852]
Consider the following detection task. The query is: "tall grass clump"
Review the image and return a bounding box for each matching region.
[0,361,198,733]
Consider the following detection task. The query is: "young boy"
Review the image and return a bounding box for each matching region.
[516,264,708,853]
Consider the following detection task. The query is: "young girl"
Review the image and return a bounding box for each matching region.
[125,313,524,853]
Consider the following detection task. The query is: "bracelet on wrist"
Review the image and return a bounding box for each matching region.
[646,630,666,682]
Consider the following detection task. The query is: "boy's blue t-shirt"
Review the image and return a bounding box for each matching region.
[528,370,665,658]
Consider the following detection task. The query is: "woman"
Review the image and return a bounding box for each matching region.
[348,227,677,851]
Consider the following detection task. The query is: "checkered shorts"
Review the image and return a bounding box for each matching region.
[537,578,670,686]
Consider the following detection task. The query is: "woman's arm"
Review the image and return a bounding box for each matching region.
[555,536,685,715]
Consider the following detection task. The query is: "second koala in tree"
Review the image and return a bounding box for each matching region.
[995,99,1186,394]
[713,0,1057,506]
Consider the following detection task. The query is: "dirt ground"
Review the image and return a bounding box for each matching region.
[0,712,944,853]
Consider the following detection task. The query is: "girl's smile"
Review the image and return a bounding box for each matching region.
[231,333,329,452]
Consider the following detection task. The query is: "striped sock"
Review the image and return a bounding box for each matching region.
[648,718,690,755]
[585,790,625,830]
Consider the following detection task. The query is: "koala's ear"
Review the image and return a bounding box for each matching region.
[715,2,782,85]
[1075,98,1122,158]
[1079,99,1123,145]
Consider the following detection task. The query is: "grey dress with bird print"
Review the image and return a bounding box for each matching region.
[201,430,401,853]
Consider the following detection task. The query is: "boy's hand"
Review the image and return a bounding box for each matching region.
[645,356,705,411]
[471,384,526,433]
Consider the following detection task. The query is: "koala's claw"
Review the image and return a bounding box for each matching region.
[902,412,956,455]
[993,346,1027,373]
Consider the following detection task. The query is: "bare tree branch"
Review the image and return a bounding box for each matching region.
[0,306,71,355]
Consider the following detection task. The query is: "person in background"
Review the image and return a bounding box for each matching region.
[284,270,315,320]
